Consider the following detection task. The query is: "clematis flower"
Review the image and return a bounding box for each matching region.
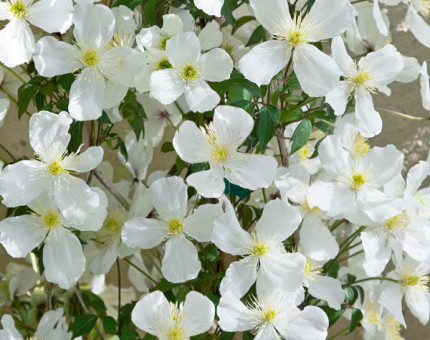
[173,105,278,198]
[212,199,305,298]
[0,194,106,288]
[121,176,222,283]
[218,289,328,339]
[149,32,233,112]
[404,0,430,48]
[33,3,141,120]
[326,37,404,137]
[132,290,215,339]
[0,0,73,67]
[0,111,107,225]
[238,0,355,96]
[194,0,224,17]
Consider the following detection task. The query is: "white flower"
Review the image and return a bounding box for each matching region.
[212,199,304,298]
[194,0,224,17]
[405,0,430,47]
[238,0,355,96]
[173,105,278,198]
[121,176,222,283]
[326,37,404,137]
[419,61,430,110]
[379,256,430,326]
[149,32,233,112]
[0,0,73,67]
[131,290,215,339]
[33,3,141,120]
[0,195,103,288]
[218,288,328,340]
[0,111,107,225]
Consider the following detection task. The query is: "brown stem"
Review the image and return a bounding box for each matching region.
[276,126,289,167]
[93,169,131,210]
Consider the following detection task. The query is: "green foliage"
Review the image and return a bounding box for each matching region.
[246,25,266,46]
[17,83,37,118]
[102,316,117,335]
[257,105,280,151]
[141,0,169,26]
[290,119,312,154]
[320,306,345,327]
[71,314,98,337]
[349,309,364,333]
[221,0,238,25]
[120,91,146,140]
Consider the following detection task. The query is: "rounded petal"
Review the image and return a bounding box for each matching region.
[87,239,119,275]
[187,169,226,198]
[405,7,430,48]
[250,0,291,35]
[184,79,220,113]
[166,32,201,68]
[0,20,34,67]
[365,145,403,186]
[331,36,354,75]
[161,14,184,36]
[378,283,406,327]
[220,258,258,298]
[217,292,257,332]
[420,61,430,110]
[27,0,73,34]
[405,289,430,325]
[103,82,128,109]
[43,227,86,289]
[354,90,382,138]
[182,291,215,336]
[150,176,187,219]
[224,154,278,190]
[307,276,345,310]
[325,81,350,116]
[34,37,79,77]
[293,44,341,97]
[184,203,223,242]
[149,69,184,105]
[238,40,290,86]
[0,315,23,340]
[173,121,211,163]
[256,199,301,241]
[121,217,167,249]
[254,323,279,340]
[69,69,105,121]
[0,215,46,258]
[131,291,171,335]
[161,234,201,283]
[198,48,233,81]
[65,147,103,173]
[198,21,223,50]
[194,0,223,17]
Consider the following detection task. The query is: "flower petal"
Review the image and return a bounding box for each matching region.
[197,48,233,82]
[184,78,220,113]
[307,275,345,310]
[166,32,201,68]
[150,69,184,105]
[187,169,226,198]
[217,292,257,332]
[325,81,350,116]
[0,20,34,67]
[354,90,382,138]
[121,217,167,249]
[331,36,354,75]
[405,7,430,48]
[150,176,187,219]
[173,121,211,163]
[27,0,73,34]
[249,0,291,35]
[220,258,258,298]
[184,203,223,242]
[182,291,215,336]
[194,0,223,17]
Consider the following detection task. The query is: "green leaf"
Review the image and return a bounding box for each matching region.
[233,78,261,97]
[68,121,84,153]
[349,308,363,333]
[326,260,339,278]
[246,25,265,47]
[118,303,134,329]
[344,286,359,305]
[57,74,75,92]
[320,306,345,327]
[257,105,280,151]
[280,105,303,123]
[17,84,37,119]
[120,91,146,139]
[113,0,141,9]
[221,0,238,25]
[283,73,301,90]
[102,316,117,334]
[152,279,181,292]
[82,290,107,316]
[161,141,174,153]
[120,323,137,340]
[143,334,157,340]
[224,179,250,199]
[232,15,255,34]
[71,314,98,337]
[290,119,312,155]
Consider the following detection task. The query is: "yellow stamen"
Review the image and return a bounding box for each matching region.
[352,134,370,157]
[351,173,367,190]
[168,218,184,235]
[9,1,27,19]
[159,36,170,50]
[180,64,199,82]
[42,211,62,229]
[251,242,270,257]
[48,159,65,176]
[104,209,127,233]
[384,211,409,231]
[304,258,323,278]
[156,57,173,70]
[168,324,185,340]
[263,310,277,323]
[81,48,100,67]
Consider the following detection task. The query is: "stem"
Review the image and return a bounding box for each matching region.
[0,143,16,161]
[116,259,121,327]
[377,107,430,121]
[174,101,186,116]
[1,63,26,83]
[338,249,364,263]
[276,126,289,167]
[328,327,349,340]
[124,258,157,284]
[142,250,162,275]
[166,116,178,131]
[75,283,103,339]
[343,276,398,288]
[93,169,131,210]
[330,219,344,232]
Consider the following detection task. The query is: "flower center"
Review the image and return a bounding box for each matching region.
[352,134,370,157]
[168,218,184,234]
[159,36,170,50]
[298,143,311,161]
[210,144,229,163]
[288,30,307,46]
[104,209,127,233]
[9,1,27,19]
[42,211,62,229]
[401,274,429,288]
[417,0,430,16]
[81,48,100,67]
[352,70,371,85]
[263,310,277,323]
[156,57,173,70]
[251,242,270,257]
[384,211,409,231]
[304,259,323,278]
[168,324,185,340]
[180,64,199,82]
[48,159,65,176]
[302,200,320,213]
[351,173,367,190]
[364,303,380,326]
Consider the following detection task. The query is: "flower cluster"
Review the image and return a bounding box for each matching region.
[0,0,430,339]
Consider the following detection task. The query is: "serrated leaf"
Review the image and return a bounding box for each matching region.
[246,25,265,47]
[72,314,98,337]
[349,308,363,333]
[290,119,312,155]
[257,105,280,150]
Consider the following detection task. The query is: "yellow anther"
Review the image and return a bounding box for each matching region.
[384,211,409,231]
[352,134,370,157]
[9,1,26,19]
[180,64,199,82]
[210,144,229,163]
[156,57,173,70]
[48,160,65,176]
[168,218,184,234]
[81,48,100,67]
[263,310,277,323]
[168,324,185,340]
[351,173,366,190]
[42,211,62,229]
[251,243,270,257]
[159,36,170,50]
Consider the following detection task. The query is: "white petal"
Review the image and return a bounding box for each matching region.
[372,0,388,36]
[397,56,420,83]
[103,81,128,109]
[161,234,201,283]
[27,0,73,33]
[378,283,406,327]
[354,90,382,138]
[73,3,114,46]
[194,0,223,17]
[365,145,403,186]
[150,176,187,219]
[87,239,119,275]
[29,110,72,158]
[0,215,46,258]
[249,0,291,35]
[121,217,167,249]
[220,258,258,298]
[136,26,162,51]
[420,61,430,110]
[300,215,338,262]
[43,227,86,289]
[102,47,143,87]
[325,81,350,116]
[307,0,355,40]
[34,37,78,77]
[238,40,290,86]
[217,292,257,331]
[0,315,23,340]
[173,121,211,163]
[361,231,391,276]
[198,21,223,50]
[293,44,341,97]
[405,7,430,48]
[0,20,34,67]
[184,203,223,242]
[149,69,184,105]
[69,69,105,121]
[307,276,345,310]
[255,199,301,241]
[198,48,233,82]
[187,169,225,198]
[254,323,279,340]
[0,160,48,207]
[161,14,184,36]
[212,211,253,256]
[184,79,220,113]
[405,160,430,198]
[131,291,171,335]
[213,105,254,147]
[224,154,278,190]
[405,289,430,325]
[182,291,215,336]
[66,147,103,173]
[331,36,354,75]
[166,32,201,68]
